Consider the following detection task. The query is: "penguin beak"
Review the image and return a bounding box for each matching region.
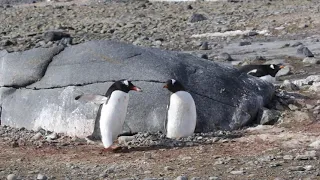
[279,65,285,69]
[131,86,142,92]
[163,84,168,88]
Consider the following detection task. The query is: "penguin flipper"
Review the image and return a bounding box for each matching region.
[75,94,108,105]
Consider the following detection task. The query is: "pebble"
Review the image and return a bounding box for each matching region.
[239,41,251,46]
[164,166,174,171]
[283,155,294,160]
[189,13,207,23]
[230,170,244,175]
[309,140,320,149]
[257,108,281,125]
[199,41,209,50]
[304,165,314,171]
[209,177,221,180]
[43,31,70,42]
[176,175,188,180]
[303,57,320,64]
[288,104,299,111]
[291,42,303,47]
[46,132,58,140]
[288,166,305,171]
[297,46,314,57]
[218,52,233,61]
[37,174,48,180]
[31,132,43,140]
[281,80,299,91]
[7,174,18,180]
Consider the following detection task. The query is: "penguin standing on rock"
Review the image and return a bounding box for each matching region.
[163,79,197,139]
[75,80,142,152]
[238,64,285,83]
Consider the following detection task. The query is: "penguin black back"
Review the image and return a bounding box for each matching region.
[238,64,284,77]
[163,79,186,93]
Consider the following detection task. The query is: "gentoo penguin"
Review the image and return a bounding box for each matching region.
[163,79,197,139]
[238,64,285,83]
[75,80,142,151]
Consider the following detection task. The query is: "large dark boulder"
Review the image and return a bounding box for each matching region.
[0,40,274,137]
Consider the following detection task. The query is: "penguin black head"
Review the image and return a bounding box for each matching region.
[106,80,142,96]
[267,64,285,77]
[163,79,185,93]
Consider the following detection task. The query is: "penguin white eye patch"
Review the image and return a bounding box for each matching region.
[123,80,129,86]
[270,64,275,69]
[171,79,176,84]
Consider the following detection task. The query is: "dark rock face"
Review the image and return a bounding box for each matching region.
[0,40,274,137]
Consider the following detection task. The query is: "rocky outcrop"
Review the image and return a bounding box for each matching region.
[0,40,274,137]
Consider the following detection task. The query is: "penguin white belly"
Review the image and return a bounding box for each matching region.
[167,91,197,139]
[259,75,276,84]
[100,91,129,148]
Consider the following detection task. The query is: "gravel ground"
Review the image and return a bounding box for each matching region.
[1,0,320,179]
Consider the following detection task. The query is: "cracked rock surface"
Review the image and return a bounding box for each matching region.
[0,40,274,137]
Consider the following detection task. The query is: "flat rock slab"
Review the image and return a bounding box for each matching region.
[0,40,274,137]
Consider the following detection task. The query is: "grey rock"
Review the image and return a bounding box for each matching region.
[46,132,58,140]
[118,136,135,144]
[309,140,320,149]
[43,31,71,42]
[7,174,18,180]
[276,66,291,77]
[257,108,281,125]
[199,42,209,50]
[31,132,43,140]
[303,57,320,64]
[209,177,220,180]
[291,42,303,47]
[239,41,251,46]
[1,41,274,137]
[164,166,174,171]
[283,155,294,160]
[288,166,305,171]
[176,175,188,180]
[247,31,258,36]
[281,80,299,91]
[304,165,314,171]
[230,170,244,175]
[198,54,208,59]
[0,46,64,87]
[288,104,299,111]
[37,174,48,180]
[189,13,207,23]
[218,52,233,61]
[190,177,201,180]
[297,46,314,57]
[310,82,320,92]
[1,39,14,46]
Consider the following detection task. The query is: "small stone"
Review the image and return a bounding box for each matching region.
[239,41,251,46]
[297,46,314,57]
[191,178,200,180]
[199,41,209,50]
[7,174,18,180]
[176,175,188,180]
[288,104,299,111]
[209,177,220,180]
[43,31,70,42]
[1,40,14,46]
[187,4,193,9]
[309,140,320,149]
[11,141,19,148]
[32,132,43,140]
[144,152,152,159]
[118,136,135,144]
[198,54,208,59]
[46,132,58,140]
[291,42,303,47]
[247,31,258,36]
[37,174,48,180]
[283,155,294,160]
[288,166,305,171]
[218,52,233,61]
[281,80,299,91]
[276,66,291,77]
[164,166,174,171]
[309,82,320,92]
[230,170,244,175]
[303,57,320,64]
[144,171,152,174]
[281,43,290,48]
[257,108,281,125]
[304,165,314,171]
[189,13,207,23]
